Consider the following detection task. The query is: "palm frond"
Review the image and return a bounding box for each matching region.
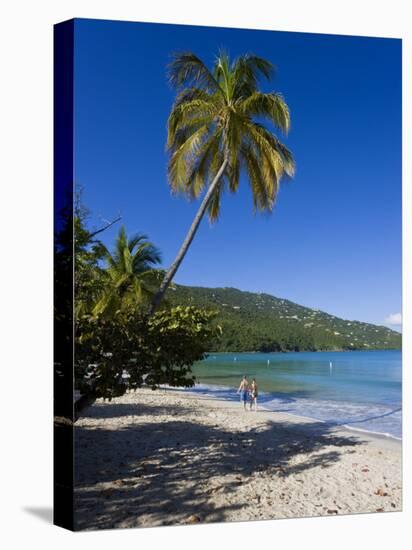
[232,54,274,99]
[132,242,162,269]
[168,52,221,93]
[168,113,215,150]
[127,232,148,253]
[186,130,222,199]
[168,125,210,191]
[245,121,295,177]
[214,50,233,101]
[241,142,273,211]
[207,184,223,222]
[239,91,290,134]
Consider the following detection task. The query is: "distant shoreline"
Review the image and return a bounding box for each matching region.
[206,348,402,354]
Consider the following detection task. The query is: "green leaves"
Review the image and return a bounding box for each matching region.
[76,306,220,399]
[168,52,221,93]
[239,92,291,134]
[74,211,107,319]
[92,226,162,317]
[166,50,295,221]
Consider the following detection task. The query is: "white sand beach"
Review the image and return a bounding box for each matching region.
[74,388,401,530]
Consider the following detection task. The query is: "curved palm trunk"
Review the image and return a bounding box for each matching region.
[150,158,228,314]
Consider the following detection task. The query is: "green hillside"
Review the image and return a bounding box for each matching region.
[167,284,401,352]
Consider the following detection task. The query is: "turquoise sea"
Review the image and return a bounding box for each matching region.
[188,350,402,440]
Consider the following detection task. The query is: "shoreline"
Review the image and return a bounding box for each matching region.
[177,383,402,444]
[75,386,402,530]
[170,386,402,449]
[206,348,401,354]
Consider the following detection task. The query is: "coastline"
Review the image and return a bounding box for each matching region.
[206,348,402,355]
[181,386,401,448]
[183,384,402,442]
[193,350,402,440]
[75,387,401,530]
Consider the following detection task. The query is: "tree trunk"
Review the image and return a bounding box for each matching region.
[150,157,228,314]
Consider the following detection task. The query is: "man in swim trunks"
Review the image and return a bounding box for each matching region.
[237,375,249,411]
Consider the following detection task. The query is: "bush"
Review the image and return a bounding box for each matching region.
[75,306,220,400]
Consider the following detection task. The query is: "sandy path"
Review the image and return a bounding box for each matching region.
[74,388,401,530]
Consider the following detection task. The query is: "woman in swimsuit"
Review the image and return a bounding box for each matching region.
[250,378,258,411]
[237,375,249,411]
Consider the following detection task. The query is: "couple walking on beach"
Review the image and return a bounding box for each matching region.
[237,376,258,411]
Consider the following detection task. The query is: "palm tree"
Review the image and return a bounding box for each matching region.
[94,226,162,316]
[151,50,295,313]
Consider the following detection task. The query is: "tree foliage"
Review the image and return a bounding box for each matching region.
[74,198,106,318]
[71,199,221,402]
[76,306,220,400]
[93,226,162,316]
[167,284,402,352]
[167,50,295,221]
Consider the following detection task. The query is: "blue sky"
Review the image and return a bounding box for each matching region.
[74,19,402,330]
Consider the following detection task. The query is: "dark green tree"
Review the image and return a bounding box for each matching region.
[93,226,162,316]
[76,306,220,400]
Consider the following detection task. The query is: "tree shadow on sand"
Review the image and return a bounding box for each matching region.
[74,399,365,530]
[78,400,195,419]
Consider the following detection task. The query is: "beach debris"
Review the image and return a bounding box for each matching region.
[361,468,370,473]
[187,514,201,524]
[375,488,388,497]
[327,509,338,514]
[375,508,385,513]
[391,503,397,508]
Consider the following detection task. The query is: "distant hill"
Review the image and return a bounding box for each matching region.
[167,284,402,352]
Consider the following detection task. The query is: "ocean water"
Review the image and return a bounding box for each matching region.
[187,350,402,440]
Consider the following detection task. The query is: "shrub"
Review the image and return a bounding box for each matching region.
[75,306,220,400]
